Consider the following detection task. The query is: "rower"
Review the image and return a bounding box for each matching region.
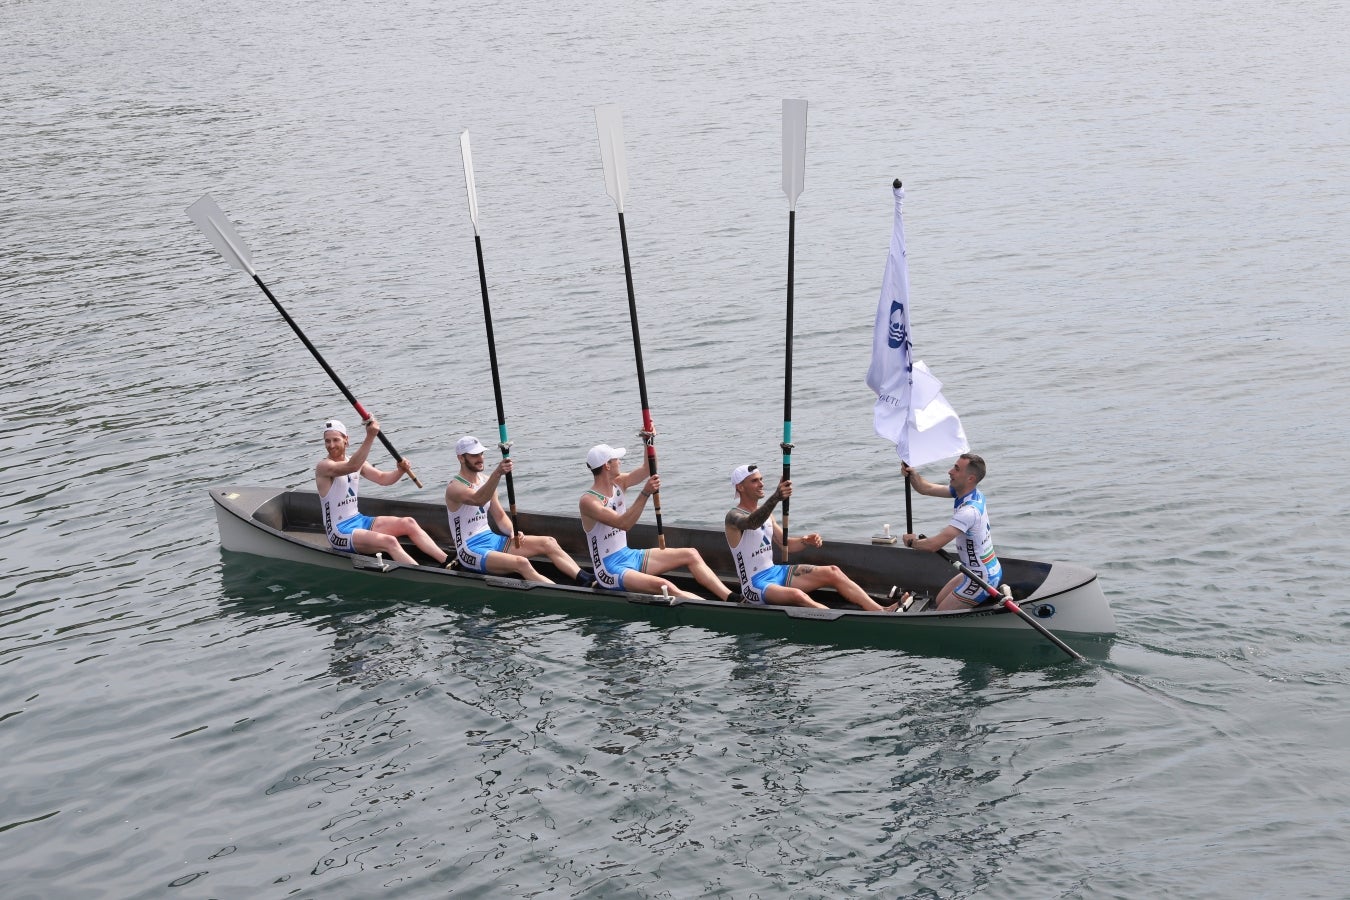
[579,443,733,600]
[445,435,595,586]
[315,417,450,567]
[725,464,901,611]
[901,453,1004,611]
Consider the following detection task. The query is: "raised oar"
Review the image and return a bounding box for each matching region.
[780,99,807,562]
[930,544,1085,661]
[594,103,665,548]
[185,194,422,487]
[458,130,518,530]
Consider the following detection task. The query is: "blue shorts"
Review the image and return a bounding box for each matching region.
[595,547,650,591]
[336,514,374,535]
[743,564,792,604]
[458,530,510,573]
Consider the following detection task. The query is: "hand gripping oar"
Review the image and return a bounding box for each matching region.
[185,194,422,487]
[595,104,665,548]
[929,543,1084,661]
[780,99,807,562]
[459,131,518,532]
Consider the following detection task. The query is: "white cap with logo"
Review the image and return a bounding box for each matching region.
[586,444,626,469]
[455,436,487,456]
[323,419,348,437]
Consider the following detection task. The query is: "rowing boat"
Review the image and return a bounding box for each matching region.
[210,486,1115,640]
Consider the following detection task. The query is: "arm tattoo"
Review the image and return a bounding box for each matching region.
[726,494,779,532]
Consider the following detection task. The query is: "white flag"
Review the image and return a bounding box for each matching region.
[864,184,969,467]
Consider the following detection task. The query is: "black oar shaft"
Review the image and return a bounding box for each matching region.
[616,211,665,547]
[250,274,421,487]
[473,234,517,522]
[782,208,795,561]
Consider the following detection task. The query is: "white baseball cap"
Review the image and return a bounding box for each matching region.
[586,444,626,469]
[455,436,487,456]
[731,464,759,493]
[323,419,348,437]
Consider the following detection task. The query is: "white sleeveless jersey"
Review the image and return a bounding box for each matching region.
[319,471,361,549]
[583,485,629,568]
[728,514,775,597]
[447,474,492,552]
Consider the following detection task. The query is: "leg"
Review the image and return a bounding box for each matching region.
[512,533,581,579]
[644,547,732,601]
[934,574,989,611]
[790,565,897,612]
[369,515,449,565]
[614,568,701,600]
[760,583,829,609]
[351,528,419,566]
[484,550,553,584]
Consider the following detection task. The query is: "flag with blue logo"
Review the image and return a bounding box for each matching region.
[864,183,969,467]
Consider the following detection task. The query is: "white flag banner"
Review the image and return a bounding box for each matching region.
[864,184,969,467]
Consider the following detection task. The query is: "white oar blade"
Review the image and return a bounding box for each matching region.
[782,99,808,210]
[595,103,628,213]
[186,194,256,276]
[459,130,481,235]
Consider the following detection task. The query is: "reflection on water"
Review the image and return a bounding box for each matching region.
[209,553,1112,894]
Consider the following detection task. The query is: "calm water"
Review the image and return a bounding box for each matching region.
[4,0,1350,895]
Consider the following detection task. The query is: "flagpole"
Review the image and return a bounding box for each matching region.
[595,104,666,548]
[781,100,808,563]
[867,179,970,522]
[896,182,914,536]
[905,472,914,535]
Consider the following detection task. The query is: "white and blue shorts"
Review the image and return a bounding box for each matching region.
[952,574,1000,607]
[595,547,650,591]
[458,530,510,573]
[329,514,375,552]
[742,564,792,604]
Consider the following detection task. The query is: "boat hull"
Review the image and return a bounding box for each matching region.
[210,485,1116,637]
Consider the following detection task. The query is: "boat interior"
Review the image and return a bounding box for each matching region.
[241,490,1053,611]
